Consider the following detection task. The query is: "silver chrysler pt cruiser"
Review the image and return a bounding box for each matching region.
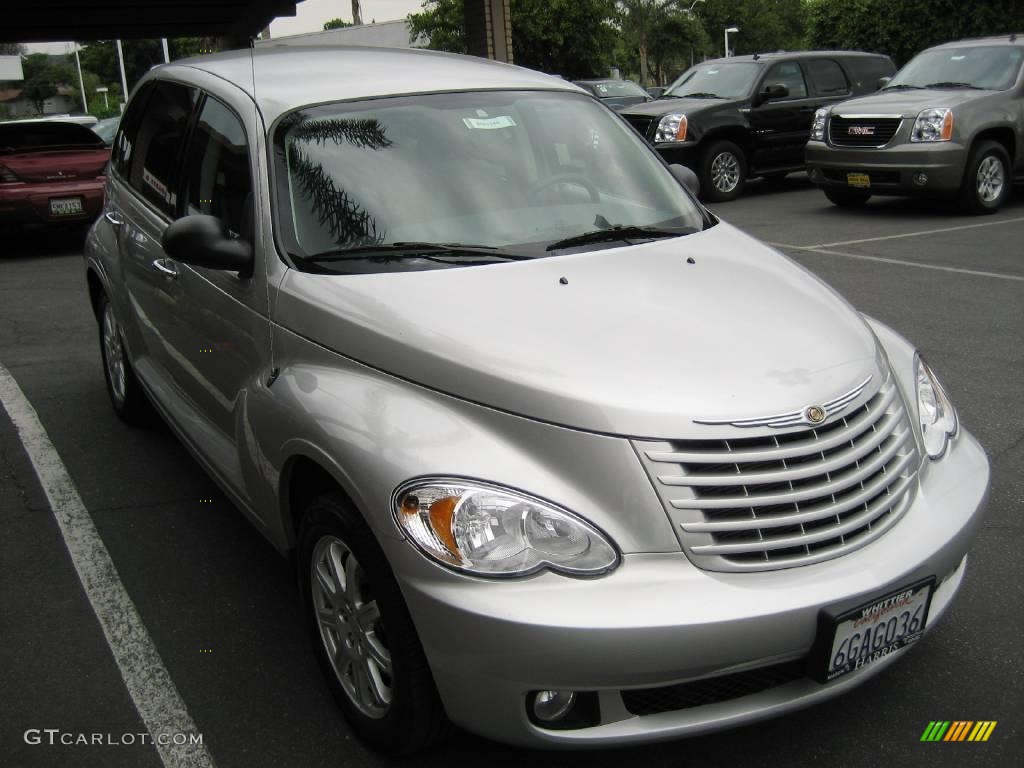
[85,46,989,752]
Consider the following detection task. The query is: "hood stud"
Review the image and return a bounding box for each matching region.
[559,276,569,285]
[686,257,696,264]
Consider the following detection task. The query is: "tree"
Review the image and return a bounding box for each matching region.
[618,0,682,86]
[19,53,77,114]
[409,0,618,78]
[324,18,353,30]
[0,43,26,55]
[695,0,805,58]
[807,0,1023,66]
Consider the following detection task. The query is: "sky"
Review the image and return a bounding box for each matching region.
[23,0,425,55]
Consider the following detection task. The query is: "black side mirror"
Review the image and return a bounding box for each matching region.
[877,76,892,90]
[647,86,666,99]
[669,163,700,197]
[162,214,254,278]
[760,83,789,102]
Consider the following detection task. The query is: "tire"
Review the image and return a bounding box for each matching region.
[958,140,1010,215]
[824,187,872,208]
[700,140,747,202]
[298,493,447,754]
[98,293,150,423]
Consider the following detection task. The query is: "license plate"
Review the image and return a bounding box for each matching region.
[813,578,934,683]
[846,172,871,189]
[50,197,84,216]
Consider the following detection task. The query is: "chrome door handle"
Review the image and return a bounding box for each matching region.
[104,211,123,227]
[152,258,179,278]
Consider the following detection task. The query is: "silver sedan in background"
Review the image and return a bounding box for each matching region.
[84,46,989,753]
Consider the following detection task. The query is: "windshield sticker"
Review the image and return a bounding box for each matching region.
[706,69,719,75]
[951,56,965,61]
[462,115,517,130]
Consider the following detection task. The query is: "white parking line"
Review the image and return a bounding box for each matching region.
[770,244,1024,282]
[803,216,1024,249]
[0,364,216,768]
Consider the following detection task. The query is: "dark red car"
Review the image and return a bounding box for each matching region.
[0,120,110,232]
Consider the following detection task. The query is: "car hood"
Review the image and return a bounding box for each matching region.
[275,222,883,439]
[830,88,993,117]
[619,95,727,118]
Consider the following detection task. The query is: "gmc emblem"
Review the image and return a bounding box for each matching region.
[848,126,876,136]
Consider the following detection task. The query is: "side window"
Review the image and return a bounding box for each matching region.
[111,83,153,178]
[127,81,198,216]
[763,61,808,99]
[806,59,850,96]
[180,97,253,240]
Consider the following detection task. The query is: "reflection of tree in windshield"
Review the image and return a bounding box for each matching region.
[287,117,394,246]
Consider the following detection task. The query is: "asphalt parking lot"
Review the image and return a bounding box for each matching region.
[1,176,1021,768]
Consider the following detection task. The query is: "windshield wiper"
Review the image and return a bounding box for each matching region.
[677,91,723,99]
[881,83,923,90]
[305,241,533,263]
[922,81,985,89]
[545,225,693,252]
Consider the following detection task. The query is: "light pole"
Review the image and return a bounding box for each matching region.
[96,86,109,110]
[72,43,88,113]
[116,39,129,112]
[724,26,739,57]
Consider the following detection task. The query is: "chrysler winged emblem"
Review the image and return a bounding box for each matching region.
[694,375,873,428]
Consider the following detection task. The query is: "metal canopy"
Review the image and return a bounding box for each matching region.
[1,0,299,43]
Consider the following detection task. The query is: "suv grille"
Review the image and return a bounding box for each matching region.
[635,375,919,572]
[828,116,902,147]
[623,115,654,140]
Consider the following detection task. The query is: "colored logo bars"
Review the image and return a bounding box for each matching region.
[921,721,997,742]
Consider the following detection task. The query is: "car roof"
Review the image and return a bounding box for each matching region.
[927,34,1024,50]
[694,50,891,67]
[152,45,579,124]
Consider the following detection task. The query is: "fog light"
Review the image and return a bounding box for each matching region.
[532,690,576,722]
[914,172,928,186]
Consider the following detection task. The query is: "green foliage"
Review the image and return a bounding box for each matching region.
[20,53,77,113]
[409,0,618,77]
[806,0,1024,66]
[696,0,805,57]
[0,43,26,55]
[324,18,354,30]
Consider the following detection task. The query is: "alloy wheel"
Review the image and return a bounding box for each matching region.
[976,155,1004,203]
[711,151,740,193]
[102,303,127,404]
[311,536,393,719]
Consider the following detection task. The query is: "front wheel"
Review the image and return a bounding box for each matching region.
[958,140,1010,214]
[298,493,446,754]
[824,187,872,208]
[700,140,747,202]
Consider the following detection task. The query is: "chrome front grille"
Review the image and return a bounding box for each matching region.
[635,375,919,572]
[828,116,902,147]
[623,115,654,140]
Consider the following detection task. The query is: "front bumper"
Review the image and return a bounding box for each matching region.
[805,140,968,196]
[0,179,105,226]
[386,429,988,747]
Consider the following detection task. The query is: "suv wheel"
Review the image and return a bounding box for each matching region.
[824,188,872,208]
[959,140,1010,214]
[700,140,747,202]
[298,493,447,754]
[98,294,150,423]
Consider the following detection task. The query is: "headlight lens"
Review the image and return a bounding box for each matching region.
[654,113,688,142]
[915,354,958,458]
[911,108,954,142]
[810,107,828,141]
[394,480,619,577]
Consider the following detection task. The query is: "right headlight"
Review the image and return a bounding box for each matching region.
[915,354,958,459]
[393,479,620,578]
[654,113,688,142]
[911,108,953,142]
[810,107,828,141]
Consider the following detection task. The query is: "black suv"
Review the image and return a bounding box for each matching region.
[619,51,895,201]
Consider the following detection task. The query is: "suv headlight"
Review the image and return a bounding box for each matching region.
[911,108,953,142]
[655,113,688,142]
[810,107,828,141]
[915,354,958,459]
[394,480,619,577]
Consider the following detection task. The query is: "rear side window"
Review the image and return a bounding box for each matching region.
[112,83,153,178]
[843,56,896,92]
[763,61,808,99]
[180,97,253,241]
[126,80,198,216]
[806,59,850,96]
[0,122,105,151]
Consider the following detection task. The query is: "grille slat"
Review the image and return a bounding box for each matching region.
[828,116,902,147]
[635,374,919,572]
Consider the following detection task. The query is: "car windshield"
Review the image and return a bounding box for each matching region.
[0,121,105,153]
[664,62,760,99]
[274,90,707,273]
[886,45,1024,91]
[588,80,649,98]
